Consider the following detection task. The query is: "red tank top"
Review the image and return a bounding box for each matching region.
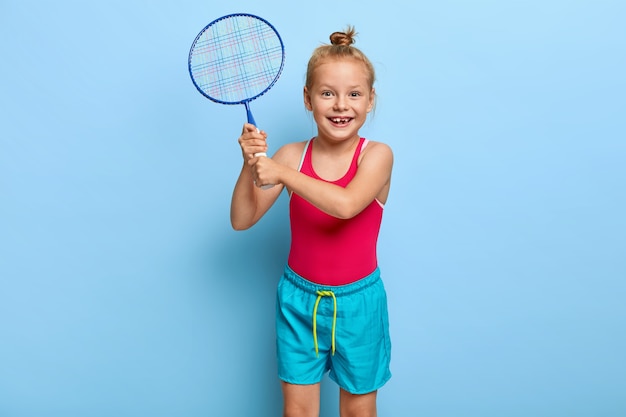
[288,137,383,285]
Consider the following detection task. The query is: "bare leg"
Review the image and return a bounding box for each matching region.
[281,381,321,417]
[339,388,377,417]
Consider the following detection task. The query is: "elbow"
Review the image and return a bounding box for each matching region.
[230,216,252,231]
[333,199,362,220]
[336,210,361,220]
[334,208,355,220]
[231,221,251,231]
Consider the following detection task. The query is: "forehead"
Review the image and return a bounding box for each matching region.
[311,58,370,85]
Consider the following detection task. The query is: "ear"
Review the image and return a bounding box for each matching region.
[367,88,376,113]
[303,86,313,111]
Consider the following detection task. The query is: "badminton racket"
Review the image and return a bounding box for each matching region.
[188,13,285,163]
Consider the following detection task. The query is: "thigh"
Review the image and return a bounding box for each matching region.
[276,275,330,384]
[330,279,392,394]
[281,381,320,417]
[339,388,377,417]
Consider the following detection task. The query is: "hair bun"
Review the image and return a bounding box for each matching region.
[329,26,356,46]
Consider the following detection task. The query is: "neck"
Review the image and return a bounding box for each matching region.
[313,134,361,155]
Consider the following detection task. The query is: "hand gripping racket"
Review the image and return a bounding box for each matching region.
[188,13,285,167]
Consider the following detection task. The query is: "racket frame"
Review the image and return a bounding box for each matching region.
[187,13,285,126]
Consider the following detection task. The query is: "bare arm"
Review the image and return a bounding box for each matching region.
[229,124,301,230]
[252,141,393,219]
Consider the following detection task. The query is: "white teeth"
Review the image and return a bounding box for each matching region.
[331,117,350,123]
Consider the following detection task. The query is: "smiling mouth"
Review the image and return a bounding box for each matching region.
[329,117,353,126]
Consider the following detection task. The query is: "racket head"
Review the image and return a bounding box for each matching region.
[188,13,285,106]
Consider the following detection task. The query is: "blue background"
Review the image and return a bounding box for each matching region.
[1,0,625,416]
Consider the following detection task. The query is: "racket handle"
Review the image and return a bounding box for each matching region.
[246,103,274,189]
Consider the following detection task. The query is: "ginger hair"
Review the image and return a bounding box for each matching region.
[305,26,376,90]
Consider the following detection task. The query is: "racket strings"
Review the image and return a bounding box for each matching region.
[190,16,283,103]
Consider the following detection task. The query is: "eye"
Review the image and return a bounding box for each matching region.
[321,91,333,97]
[350,91,362,97]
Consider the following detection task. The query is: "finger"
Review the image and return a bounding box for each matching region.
[243,138,268,149]
[243,144,268,157]
[242,133,267,145]
[242,123,258,134]
[240,138,267,153]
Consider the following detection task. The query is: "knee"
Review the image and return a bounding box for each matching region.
[340,390,377,417]
[281,381,320,417]
[283,404,318,417]
[340,405,376,417]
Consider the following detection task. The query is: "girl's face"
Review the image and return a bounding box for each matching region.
[304,58,375,144]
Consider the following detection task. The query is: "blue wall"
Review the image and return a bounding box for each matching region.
[1,1,625,416]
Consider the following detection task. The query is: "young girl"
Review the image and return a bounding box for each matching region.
[230,27,393,417]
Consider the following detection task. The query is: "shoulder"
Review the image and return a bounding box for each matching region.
[272,140,309,170]
[359,139,393,165]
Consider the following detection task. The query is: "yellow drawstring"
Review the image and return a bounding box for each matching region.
[313,290,337,357]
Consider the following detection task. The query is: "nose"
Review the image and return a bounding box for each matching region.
[333,96,348,111]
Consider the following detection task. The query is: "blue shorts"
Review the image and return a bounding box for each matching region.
[276,265,392,394]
